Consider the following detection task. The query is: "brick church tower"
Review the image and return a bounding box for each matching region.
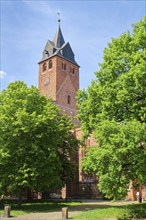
[38,19,80,125]
[38,19,81,198]
[38,18,102,199]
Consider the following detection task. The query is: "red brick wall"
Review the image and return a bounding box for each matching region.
[38,56,57,100]
[55,56,79,113]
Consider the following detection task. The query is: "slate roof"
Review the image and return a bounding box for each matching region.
[39,24,79,66]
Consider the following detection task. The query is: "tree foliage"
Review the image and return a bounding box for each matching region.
[77,17,146,199]
[0,81,78,198]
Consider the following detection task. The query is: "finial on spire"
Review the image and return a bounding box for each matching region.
[57,12,61,24]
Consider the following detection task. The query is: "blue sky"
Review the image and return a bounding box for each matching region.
[0,0,145,91]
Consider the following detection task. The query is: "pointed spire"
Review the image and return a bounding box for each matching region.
[39,14,79,66]
[53,13,65,48]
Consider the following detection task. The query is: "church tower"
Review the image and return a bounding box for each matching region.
[38,19,80,125]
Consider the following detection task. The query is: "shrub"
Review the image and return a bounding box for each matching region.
[117,204,146,220]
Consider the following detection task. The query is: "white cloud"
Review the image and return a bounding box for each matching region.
[0,70,7,79]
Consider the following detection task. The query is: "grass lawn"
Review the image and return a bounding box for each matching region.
[0,200,146,219]
[73,203,146,219]
[0,200,81,217]
[73,207,124,219]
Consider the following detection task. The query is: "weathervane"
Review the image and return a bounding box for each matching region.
[57,12,61,24]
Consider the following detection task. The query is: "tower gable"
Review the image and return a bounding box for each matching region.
[56,75,76,107]
[61,42,75,64]
[56,75,79,125]
[43,40,55,58]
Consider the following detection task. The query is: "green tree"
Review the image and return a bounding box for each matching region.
[77,17,146,199]
[0,81,78,203]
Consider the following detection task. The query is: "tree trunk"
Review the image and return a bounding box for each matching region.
[18,188,22,207]
[26,188,33,201]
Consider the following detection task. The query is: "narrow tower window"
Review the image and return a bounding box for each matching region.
[70,66,75,74]
[49,60,53,69]
[62,62,66,70]
[67,95,71,104]
[43,62,47,72]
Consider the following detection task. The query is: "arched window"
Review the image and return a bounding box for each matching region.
[70,66,75,74]
[49,60,52,69]
[43,62,47,72]
[62,62,66,70]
